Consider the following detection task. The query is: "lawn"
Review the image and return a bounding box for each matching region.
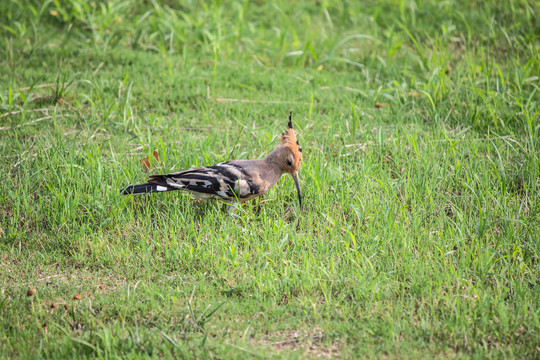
[1,0,539,358]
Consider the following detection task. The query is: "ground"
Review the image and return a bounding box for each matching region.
[0,0,539,358]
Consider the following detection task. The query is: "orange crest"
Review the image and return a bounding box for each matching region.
[279,111,302,171]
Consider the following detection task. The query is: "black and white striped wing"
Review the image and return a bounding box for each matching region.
[148,162,262,200]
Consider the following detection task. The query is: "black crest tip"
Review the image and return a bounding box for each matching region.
[288,111,293,129]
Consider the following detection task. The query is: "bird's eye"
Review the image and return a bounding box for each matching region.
[287,160,292,166]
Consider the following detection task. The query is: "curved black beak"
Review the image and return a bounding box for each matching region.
[292,172,302,207]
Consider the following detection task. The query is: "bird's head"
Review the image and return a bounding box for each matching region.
[276,111,303,206]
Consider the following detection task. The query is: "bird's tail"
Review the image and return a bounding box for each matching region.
[120,182,178,195]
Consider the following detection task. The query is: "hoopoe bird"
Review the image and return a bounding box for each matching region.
[120,112,303,206]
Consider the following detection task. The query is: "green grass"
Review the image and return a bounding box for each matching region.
[1,0,539,358]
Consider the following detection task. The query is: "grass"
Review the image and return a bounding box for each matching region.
[0,0,538,358]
